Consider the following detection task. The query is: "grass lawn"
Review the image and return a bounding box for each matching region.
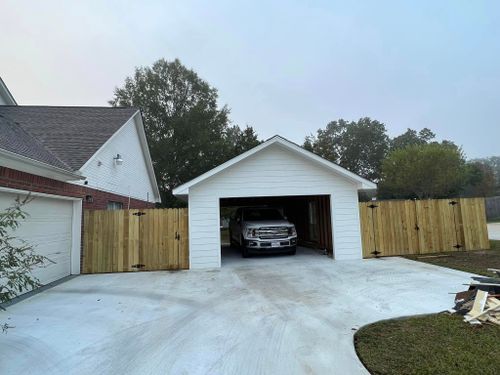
[355,313,500,375]
[403,240,500,276]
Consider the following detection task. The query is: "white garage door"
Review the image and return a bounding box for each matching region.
[0,191,73,287]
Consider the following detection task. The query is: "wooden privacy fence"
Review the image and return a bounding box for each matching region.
[359,197,489,258]
[83,208,189,273]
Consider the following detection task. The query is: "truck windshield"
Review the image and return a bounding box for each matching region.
[243,208,284,221]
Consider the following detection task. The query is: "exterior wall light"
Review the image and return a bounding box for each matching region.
[114,154,123,166]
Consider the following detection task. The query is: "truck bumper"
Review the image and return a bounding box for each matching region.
[244,236,297,251]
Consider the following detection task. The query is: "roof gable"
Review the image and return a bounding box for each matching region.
[173,135,377,196]
[77,113,161,202]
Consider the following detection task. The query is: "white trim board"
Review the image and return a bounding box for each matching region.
[0,186,82,201]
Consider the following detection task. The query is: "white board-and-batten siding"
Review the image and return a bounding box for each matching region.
[72,116,156,203]
[188,143,362,269]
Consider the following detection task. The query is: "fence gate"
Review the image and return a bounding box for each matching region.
[359,197,489,258]
[83,208,189,273]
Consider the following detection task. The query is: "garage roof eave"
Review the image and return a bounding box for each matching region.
[359,182,377,190]
[172,135,377,196]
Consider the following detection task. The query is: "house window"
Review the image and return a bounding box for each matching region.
[107,201,123,210]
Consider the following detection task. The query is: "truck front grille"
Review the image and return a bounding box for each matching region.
[258,227,289,239]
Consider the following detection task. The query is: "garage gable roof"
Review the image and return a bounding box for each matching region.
[173,135,377,196]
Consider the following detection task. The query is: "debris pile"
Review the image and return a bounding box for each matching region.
[450,268,500,326]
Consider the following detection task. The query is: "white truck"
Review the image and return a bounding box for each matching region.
[229,207,298,257]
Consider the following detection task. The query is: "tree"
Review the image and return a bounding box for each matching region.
[467,161,496,197]
[390,128,436,150]
[471,156,500,194]
[1,196,51,332]
[463,161,496,197]
[225,125,261,157]
[304,117,389,181]
[110,58,260,206]
[378,143,467,199]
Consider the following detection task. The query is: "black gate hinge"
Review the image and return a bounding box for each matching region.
[131,264,145,268]
[368,204,378,209]
[453,244,463,249]
[449,201,459,206]
[133,212,146,216]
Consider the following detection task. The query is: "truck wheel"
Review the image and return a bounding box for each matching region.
[288,246,297,256]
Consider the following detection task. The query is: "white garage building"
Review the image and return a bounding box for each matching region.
[173,136,376,269]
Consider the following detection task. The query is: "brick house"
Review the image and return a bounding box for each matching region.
[0,77,160,287]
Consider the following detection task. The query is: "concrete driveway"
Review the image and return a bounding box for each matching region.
[0,247,471,375]
[488,223,500,240]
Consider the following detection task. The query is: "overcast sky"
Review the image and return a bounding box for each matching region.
[1,1,498,158]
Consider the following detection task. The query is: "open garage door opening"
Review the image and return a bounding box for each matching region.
[219,195,333,264]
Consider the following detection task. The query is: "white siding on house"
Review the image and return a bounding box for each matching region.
[188,143,362,269]
[73,116,156,203]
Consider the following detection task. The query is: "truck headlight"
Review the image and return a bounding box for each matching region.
[246,229,257,238]
[288,226,297,236]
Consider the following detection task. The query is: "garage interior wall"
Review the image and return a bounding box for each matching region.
[220,195,333,255]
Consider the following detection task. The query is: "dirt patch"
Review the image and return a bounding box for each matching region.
[404,240,500,276]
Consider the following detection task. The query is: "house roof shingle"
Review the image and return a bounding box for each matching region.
[0,113,72,171]
[0,106,138,171]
